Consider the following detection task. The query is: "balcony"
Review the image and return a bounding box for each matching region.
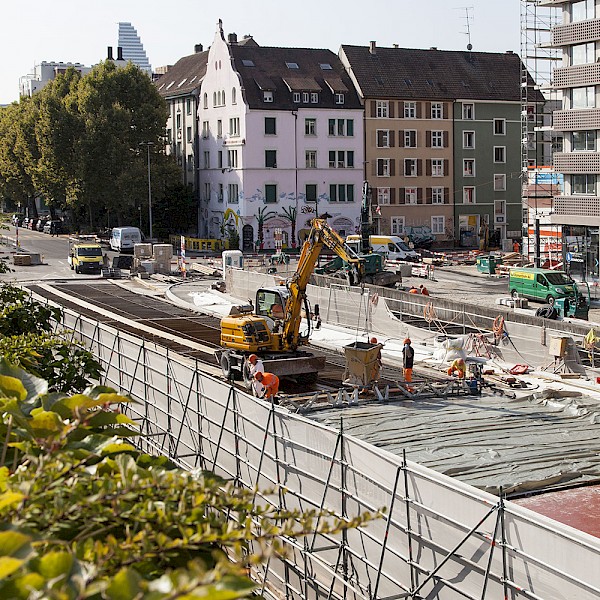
[554,195,600,219]
[553,151,600,173]
[553,107,600,131]
[553,63,600,88]
[552,19,600,46]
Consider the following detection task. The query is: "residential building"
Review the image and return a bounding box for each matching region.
[542,0,600,280]
[155,45,209,234]
[199,21,364,250]
[340,43,539,247]
[19,61,91,98]
[117,22,152,74]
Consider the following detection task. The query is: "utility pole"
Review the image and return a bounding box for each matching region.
[139,142,154,240]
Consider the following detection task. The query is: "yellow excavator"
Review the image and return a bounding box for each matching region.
[217,218,365,387]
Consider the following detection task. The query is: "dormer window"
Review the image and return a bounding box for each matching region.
[335,93,344,104]
[293,92,301,103]
[303,92,310,103]
[286,62,299,69]
[320,63,332,70]
[242,59,255,67]
[311,92,318,103]
[263,90,273,102]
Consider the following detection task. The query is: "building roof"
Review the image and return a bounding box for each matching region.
[230,45,362,110]
[341,44,544,102]
[155,50,208,98]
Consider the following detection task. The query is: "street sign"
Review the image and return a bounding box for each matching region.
[565,252,572,263]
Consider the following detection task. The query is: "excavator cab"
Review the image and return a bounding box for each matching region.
[256,288,289,320]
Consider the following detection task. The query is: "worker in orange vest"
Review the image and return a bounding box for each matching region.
[447,358,466,379]
[254,371,280,399]
[419,285,430,296]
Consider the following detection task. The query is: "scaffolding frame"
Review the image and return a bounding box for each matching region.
[44,298,600,600]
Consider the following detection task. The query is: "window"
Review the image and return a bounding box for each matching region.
[494,147,506,163]
[310,92,319,103]
[265,184,278,203]
[217,120,222,138]
[293,92,301,103]
[186,127,192,143]
[166,128,172,143]
[229,118,240,137]
[377,158,390,177]
[232,88,237,104]
[572,174,596,194]
[186,98,192,115]
[462,103,474,120]
[265,150,277,168]
[330,119,353,136]
[203,182,210,201]
[203,151,210,169]
[218,183,224,202]
[405,187,418,204]
[463,159,475,176]
[305,184,317,202]
[572,0,595,22]
[404,101,416,118]
[494,199,505,217]
[305,118,316,135]
[176,113,181,129]
[213,92,217,107]
[571,86,595,109]
[228,150,238,168]
[218,151,223,169]
[303,92,310,103]
[431,102,443,119]
[431,216,445,235]
[404,130,417,147]
[376,100,389,118]
[286,62,299,69]
[494,174,506,191]
[573,130,596,150]
[432,187,444,204]
[463,187,476,204]
[329,150,354,168]
[335,93,345,104]
[391,217,405,235]
[405,159,417,176]
[228,183,239,204]
[377,130,390,148]
[202,121,209,139]
[329,184,354,202]
[264,117,276,135]
[494,119,506,135]
[305,150,317,168]
[203,93,208,109]
[463,131,475,148]
[264,91,274,102]
[431,131,443,148]
[242,59,255,67]
[432,159,444,176]
[187,154,194,171]
[378,188,390,205]
[320,63,333,70]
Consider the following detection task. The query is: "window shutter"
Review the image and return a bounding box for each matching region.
[417,188,424,204]
[426,159,432,176]
[426,131,431,147]
[425,188,432,204]
[371,100,377,117]
[444,187,450,204]
[443,102,448,119]
[389,101,395,118]
[443,159,449,176]
[377,130,383,146]
[396,188,404,204]
[390,188,396,204]
[417,159,423,176]
[443,131,449,147]
[416,102,422,119]
[390,159,396,177]
[398,130,405,147]
[426,102,431,118]
[389,130,395,147]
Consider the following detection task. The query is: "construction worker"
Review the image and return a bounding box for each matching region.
[370,337,382,381]
[447,357,466,379]
[409,285,419,294]
[513,240,521,254]
[402,338,414,390]
[248,354,265,396]
[254,371,279,399]
[419,285,430,296]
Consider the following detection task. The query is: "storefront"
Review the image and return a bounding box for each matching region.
[562,225,599,281]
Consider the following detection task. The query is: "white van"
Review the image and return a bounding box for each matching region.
[110,227,142,252]
[346,235,419,262]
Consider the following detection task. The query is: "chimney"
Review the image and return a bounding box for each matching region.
[228,33,238,44]
[393,44,399,48]
[117,47,124,61]
[430,47,438,50]
[194,43,204,53]
[107,46,113,60]
[369,41,376,55]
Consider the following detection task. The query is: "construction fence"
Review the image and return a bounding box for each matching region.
[44,298,600,600]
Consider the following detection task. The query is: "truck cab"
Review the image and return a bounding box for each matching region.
[69,239,103,274]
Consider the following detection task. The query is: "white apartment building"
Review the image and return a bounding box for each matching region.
[20,61,91,98]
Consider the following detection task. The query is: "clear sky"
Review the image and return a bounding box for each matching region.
[1,0,521,105]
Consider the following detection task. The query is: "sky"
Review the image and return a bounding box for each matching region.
[1,0,522,105]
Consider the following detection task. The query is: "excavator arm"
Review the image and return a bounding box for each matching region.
[282,219,365,349]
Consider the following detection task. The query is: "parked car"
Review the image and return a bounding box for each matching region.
[36,219,45,231]
[43,220,63,235]
[11,215,24,227]
[27,218,36,230]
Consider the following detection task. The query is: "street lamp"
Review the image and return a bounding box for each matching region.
[139,142,154,240]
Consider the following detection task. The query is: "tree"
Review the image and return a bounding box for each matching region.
[279,205,298,248]
[256,206,277,247]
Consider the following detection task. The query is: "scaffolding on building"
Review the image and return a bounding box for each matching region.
[520,0,563,265]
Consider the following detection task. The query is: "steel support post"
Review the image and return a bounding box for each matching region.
[211,386,237,472]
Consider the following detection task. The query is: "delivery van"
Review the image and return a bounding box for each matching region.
[110,227,142,252]
[68,241,103,274]
[346,235,419,261]
[509,268,578,305]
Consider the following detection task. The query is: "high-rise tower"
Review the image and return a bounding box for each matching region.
[117,22,152,74]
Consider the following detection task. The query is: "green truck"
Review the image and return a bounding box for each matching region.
[509,267,589,319]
